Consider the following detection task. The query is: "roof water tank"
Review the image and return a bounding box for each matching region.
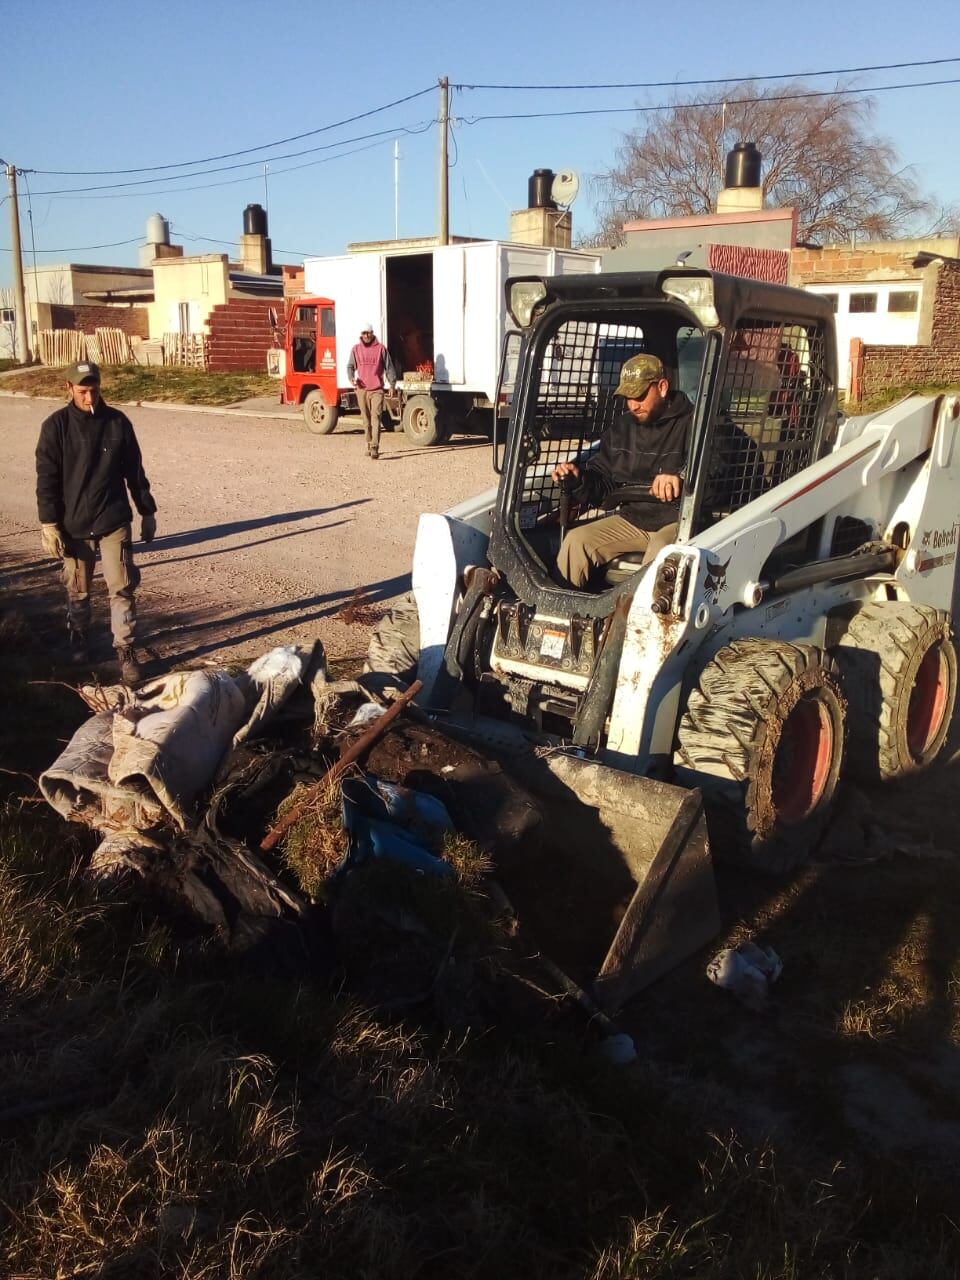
[145,213,170,245]
[724,143,762,189]
[528,169,558,210]
[243,203,268,236]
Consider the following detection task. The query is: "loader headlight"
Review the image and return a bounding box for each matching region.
[507,279,547,328]
[661,274,720,329]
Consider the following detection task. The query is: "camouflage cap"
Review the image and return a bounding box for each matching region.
[65,360,101,384]
[614,353,666,399]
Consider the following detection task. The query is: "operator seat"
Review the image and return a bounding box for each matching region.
[602,553,651,586]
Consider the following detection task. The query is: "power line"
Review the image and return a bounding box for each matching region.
[29,119,436,197]
[15,134,407,209]
[455,55,960,91]
[0,236,143,254]
[30,132,425,203]
[28,85,437,177]
[457,77,960,124]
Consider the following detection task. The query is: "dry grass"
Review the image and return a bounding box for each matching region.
[277,776,349,897]
[3,363,276,407]
[3,603,960,1277]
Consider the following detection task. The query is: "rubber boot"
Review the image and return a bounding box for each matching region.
[115,645,143,686]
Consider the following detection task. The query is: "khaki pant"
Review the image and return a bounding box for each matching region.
[558,514,679,588]
[62,524,139,646]
[357,388,385,451]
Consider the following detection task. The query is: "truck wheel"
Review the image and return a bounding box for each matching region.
[303,390,339,435]
[402,394,445,446]
[676,638,846,874]
[835,602,957,781]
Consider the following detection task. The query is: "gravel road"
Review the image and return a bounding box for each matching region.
[0,393,495,667]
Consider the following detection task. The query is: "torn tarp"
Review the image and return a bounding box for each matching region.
[40,644,323,833]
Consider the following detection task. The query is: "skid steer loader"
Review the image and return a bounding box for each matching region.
[368,269,960,1011]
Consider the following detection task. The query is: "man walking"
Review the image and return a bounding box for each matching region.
[35,360,157,684]
[347,324,397,460]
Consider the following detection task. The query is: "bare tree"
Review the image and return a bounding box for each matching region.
[592,84,931,246]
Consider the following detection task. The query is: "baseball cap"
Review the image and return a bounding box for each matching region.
[614,354,666,399]
[65,360,101,384]
[360,323,375,334]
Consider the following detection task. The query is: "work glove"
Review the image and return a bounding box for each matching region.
[140,514,157,543]
[40,523,65,559]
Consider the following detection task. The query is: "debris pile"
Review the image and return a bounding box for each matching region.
[36,644,558,1036]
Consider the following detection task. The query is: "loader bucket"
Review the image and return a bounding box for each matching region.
[419,716,721,1013]
[491,753,720,1014]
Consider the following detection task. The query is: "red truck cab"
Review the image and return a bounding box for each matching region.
[280,296,340,434]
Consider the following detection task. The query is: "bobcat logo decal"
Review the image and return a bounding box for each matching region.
[703,555,730,604]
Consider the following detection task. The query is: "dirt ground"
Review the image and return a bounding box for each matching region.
[5,388,960,1186]
[0,392,495,668]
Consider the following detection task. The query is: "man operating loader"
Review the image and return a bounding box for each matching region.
[551,354,692,588]
[35,360,157,684]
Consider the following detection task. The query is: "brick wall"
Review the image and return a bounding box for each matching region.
[843,260,960,402]
[790,246,911,285]
[708,243,789,284]
[205,297,282,373]
[282,265,304,298]
[791,247,960,402]
[48,303,149,338]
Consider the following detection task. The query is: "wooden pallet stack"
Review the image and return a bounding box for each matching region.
[36,330,85,367]
[162,332,208,369]
[94,327,133,364]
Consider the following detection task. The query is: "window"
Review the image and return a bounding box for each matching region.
[0,308,14,325]
[888,290,919,313]
[320,307,335,337]
[849,292,877,314]
[819,293,839,313]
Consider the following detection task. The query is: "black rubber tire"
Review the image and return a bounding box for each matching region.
[402,394,445,446]
[676,638,846,874]
[835,602,957,782]
[303,390,339,435]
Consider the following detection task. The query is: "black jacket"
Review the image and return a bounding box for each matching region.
[36,399,157,539]
[577,391,693,532]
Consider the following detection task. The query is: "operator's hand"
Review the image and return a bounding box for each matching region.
[140,514,157,543]
[651,473,683,503]
[40,522,65,559]
[552,460,581,484]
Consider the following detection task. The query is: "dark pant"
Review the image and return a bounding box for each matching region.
[62,523,139,645]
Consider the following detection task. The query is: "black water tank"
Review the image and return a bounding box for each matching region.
[243,203,268,236]
[724,142,762,189]
[528,168,558,210]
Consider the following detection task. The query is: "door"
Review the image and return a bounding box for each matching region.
[432,246,465,384]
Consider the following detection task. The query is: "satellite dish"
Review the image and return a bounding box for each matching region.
[551,169,580,208]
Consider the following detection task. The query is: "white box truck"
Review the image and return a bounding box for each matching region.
[290,240,600,444]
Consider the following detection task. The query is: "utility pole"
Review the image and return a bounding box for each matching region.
[4,163,32,364]
[438,77,449,246]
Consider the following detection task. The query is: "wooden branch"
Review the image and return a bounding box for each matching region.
[259,680,422,854]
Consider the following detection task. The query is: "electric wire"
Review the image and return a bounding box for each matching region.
[29,85,437,176]
[29,119,436,197]
[455,55,960,91]
[456,77,960,125]
[29,133,420,203]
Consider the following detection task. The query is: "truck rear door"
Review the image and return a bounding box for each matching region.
[432,246,466,385]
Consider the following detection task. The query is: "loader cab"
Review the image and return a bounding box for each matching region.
[491,271,837,614]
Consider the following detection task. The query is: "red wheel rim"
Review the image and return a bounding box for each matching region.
[907,645,949,759]
[772,695,834,825]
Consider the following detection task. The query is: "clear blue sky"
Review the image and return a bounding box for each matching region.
[2,0,959,287]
